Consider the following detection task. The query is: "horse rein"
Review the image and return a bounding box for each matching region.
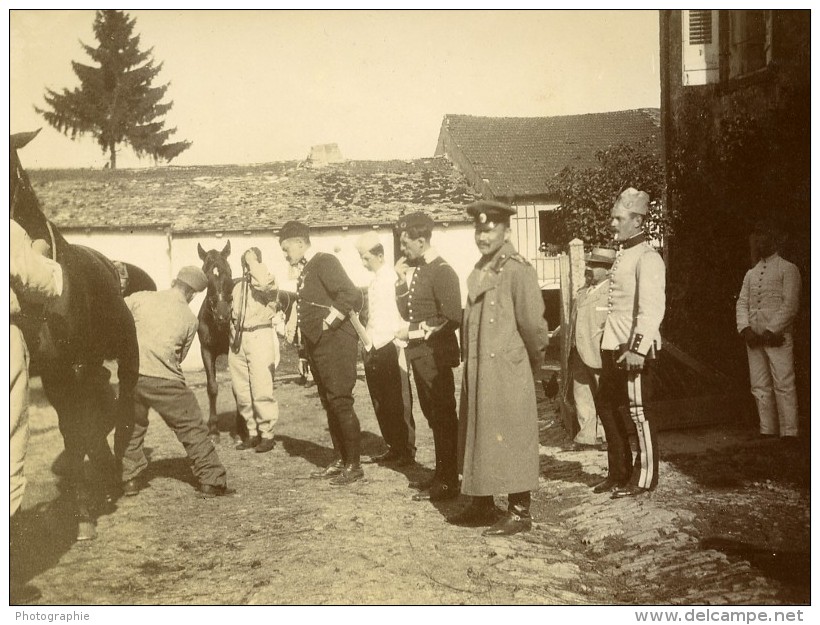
[231,272,249,354]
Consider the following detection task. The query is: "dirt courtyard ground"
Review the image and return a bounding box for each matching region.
[10,342,811,606]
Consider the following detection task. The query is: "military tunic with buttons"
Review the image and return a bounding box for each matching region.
[395,254,461,366]
[458,242,549,496]
[395,249,461,487]
[594,232,666,490]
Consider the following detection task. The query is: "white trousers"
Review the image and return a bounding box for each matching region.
[229,327,280,439]
[746,333,799,437]
[570,351,605,445]
[10,325,30,517]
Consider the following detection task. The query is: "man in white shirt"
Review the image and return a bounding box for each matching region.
[736,221,801,439]
[354,232,415,465]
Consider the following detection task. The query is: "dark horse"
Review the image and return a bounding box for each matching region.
[11,130,156,541]
[196,241,299,442]
[196,240,244,443]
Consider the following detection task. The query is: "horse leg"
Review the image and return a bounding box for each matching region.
[42,367,98,542]
[84,364,121,507]
[201,347,221,443]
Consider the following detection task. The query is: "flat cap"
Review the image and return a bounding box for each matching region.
[585,247,617,265]
[465,200,516,229]
[613,187,650,216]
[354,231,383,255]
[176,266,208,292]
[395,212,435,232]
[279,220,311,242]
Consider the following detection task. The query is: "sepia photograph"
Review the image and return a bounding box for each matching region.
[5,6,812,616]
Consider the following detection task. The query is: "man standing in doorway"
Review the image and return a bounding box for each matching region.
[394,212,462,502]
[354,231,416,466]
[279,221,365,486]
[593,188,666,499]
[451,201,549,535]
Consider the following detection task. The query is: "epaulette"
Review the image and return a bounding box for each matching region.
[493,252,530,271]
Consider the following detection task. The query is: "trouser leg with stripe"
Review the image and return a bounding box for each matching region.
[594,351,634,484]
[626,360,659,490]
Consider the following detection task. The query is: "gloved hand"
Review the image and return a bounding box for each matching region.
[741,327,762,348]
[762,330,785,347]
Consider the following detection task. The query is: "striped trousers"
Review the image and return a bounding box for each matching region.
[594,350,659,490]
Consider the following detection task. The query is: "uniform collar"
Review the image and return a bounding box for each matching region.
[759,252,779,265]
[303,247,317,263]
[477,242,516,272]
[619,232,646,250]
[422,247,439,264]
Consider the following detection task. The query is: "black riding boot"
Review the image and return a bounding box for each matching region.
[447,496,500,526]
[483,492,532,536]
[330,410,363,486]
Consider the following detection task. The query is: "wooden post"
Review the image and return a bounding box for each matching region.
[558,239,586,436]
[568,238,585,301]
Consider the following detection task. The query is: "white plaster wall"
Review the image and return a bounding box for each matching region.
[60,224,479,372]
[62,230,171,288]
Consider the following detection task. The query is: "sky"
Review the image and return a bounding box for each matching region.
[7,9,661,169]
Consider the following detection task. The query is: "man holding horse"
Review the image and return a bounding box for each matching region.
[229,247,281,453]
[10,220,64,604]
[279,221,365,486]
[10,220,64,520]
[120,266,230,498]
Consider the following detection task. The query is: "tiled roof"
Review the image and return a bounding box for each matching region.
[437,109,661,198]
[27,158,480,233]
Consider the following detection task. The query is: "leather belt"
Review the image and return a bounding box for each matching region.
[241,324,271,332]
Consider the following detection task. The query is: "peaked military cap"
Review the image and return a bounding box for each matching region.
[465,200,516,229]
[279,220,311,242]
[396,212,435,232]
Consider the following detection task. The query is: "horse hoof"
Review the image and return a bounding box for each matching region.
[77,522,97,542]
[208,432,220,444]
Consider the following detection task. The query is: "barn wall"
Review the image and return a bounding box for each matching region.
[63,229,171,288]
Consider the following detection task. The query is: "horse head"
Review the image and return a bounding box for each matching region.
[198,241,233,329]
[10,129,66,258]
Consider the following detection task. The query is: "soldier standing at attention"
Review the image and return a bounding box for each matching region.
[735,221,801,440]
[592,188,666,499]
[394,212,462,502]
[279,221,365,486]
[449,201,549,535]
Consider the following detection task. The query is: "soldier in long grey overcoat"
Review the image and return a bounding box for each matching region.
[452,201,549,536]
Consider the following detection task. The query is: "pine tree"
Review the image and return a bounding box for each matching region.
[36,10,191,169]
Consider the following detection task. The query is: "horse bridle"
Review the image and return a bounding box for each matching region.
[11,158,58,262]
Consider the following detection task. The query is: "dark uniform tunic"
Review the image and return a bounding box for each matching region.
[395,250,461,485]
[297,250,364,466]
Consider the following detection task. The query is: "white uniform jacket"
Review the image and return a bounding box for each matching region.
[601,234,666,356]
[735,253,800,336]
